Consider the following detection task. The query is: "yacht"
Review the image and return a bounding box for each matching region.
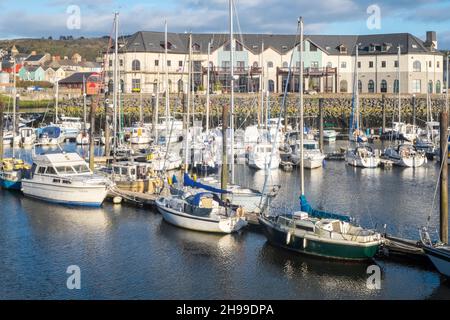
[19,127,37,146]
[323,130,337,142]
[21,145,111,206]
[156,192,248,234]
[290,139,326,169]
[248,142,280,170]
[37,126,65,146]
[383,143,426,167]
[75,130,90,145]
[130,127,152,145]
[57,116,84,140]
[345,145,380,168]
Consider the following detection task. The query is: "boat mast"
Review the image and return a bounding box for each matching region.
[259,41,264,128]
[299,17,305,196]
[55,80,59,123]
[112,12,119,152]
[154,54,161,142]
[83,75,87,131]
[206,41,211,135]
[165,20,170,146]
[397,45,401,123]
[355,44,360,132]
[185,33,192,173]
[12,58,17,157]
[229,0,235,184]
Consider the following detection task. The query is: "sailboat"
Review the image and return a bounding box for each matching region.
[345,44,380,168]
[259,18,382,261]
[156,21,247,233]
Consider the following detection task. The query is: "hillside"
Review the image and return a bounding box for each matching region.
[0,37,111,61]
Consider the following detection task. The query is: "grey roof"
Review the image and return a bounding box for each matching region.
[25,54,46,62]
[59,72,98,84]
[121,31,442,56]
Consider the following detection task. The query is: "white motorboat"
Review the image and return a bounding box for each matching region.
[19,127,36,146]
[147,147,183,171]
[156,193,247,234]
[248,143,280,170]
[323,130,337,142]
[290,139,325,169]
[56,116,84,140]
[345,145,380,168]
[21,145,111,206]
[130,127,152,145]
[383,143,426,167]
[76,131,90,145]
[37,126,65,146]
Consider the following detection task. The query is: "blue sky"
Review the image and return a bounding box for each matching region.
[1,0,450,49]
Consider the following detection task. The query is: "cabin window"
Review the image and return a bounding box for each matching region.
[38,167,46,174]
[46,167,57,175]
[130,168,136,176]
[62,180,71,185]
[74,165,91,173]
[113,167,121,175]
[53,179,61,183]
[56,166,75,174]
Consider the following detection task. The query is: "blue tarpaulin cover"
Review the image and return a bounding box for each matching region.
[183,173,230,194]
[300,195,351,223]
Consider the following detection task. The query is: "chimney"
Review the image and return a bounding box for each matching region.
[426,31,437,50]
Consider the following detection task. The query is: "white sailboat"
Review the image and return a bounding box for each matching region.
[248,142,280,170]
[290,139,325,169]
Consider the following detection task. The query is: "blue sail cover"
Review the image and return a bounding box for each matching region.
[186,192,222,207]
[183,173,230,194]
[300,195,351,222]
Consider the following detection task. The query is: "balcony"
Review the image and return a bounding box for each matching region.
[202,66,262,76]
[277,67,337,76]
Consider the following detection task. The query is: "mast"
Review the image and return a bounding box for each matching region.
[397,45,401,123]
[83,75,87,130]
[12,59,16,135]
[446,54,449,113]
[259,42,264,128]
[55,80,59,123]
[154,53,161,142]
[206,41,211,135]
[299,17,305,196]
[112,12,119,152]
[355,44,359,131]
[164,20,170,144]
[185,33,192,173]
[229,0,235,184]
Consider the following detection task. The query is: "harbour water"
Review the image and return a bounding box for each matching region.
[1,142,450,299]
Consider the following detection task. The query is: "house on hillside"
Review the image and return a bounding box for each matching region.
[18,65,45,81]
[43,66,66,83]
[24,53,51,66]
[58,72,101,95]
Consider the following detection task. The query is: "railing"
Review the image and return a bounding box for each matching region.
[277,67,337,75]
[202,66,263,75]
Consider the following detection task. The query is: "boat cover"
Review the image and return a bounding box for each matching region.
[186,192,222,207]
[183,173,230,195]
[300,195,351,223]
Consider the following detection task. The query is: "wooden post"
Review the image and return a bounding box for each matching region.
[221,104,229,201]
[382,94,386,134]
[440,107,449,244]
[319,98,324,153]
[89,99,97,171]
[0,101,4,162]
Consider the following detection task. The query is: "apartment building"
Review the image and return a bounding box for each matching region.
[105,31,444,95]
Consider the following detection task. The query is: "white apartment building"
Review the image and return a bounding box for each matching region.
[104,31,444,95]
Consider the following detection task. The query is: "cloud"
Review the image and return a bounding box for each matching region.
[0,0,449,48]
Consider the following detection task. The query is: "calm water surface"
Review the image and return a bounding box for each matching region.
[1,142,449,299]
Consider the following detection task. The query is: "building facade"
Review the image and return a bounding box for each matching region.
[105,31,445,95]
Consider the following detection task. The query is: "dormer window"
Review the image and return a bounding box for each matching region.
[282,45,288,51]
[192,43,201,52]
[369,44,377,52]
[381,43,391,52]
[338,45,347,54]
[161,41,173,50]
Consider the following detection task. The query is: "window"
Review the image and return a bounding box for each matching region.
[357,61,361,69]
[428,80,433,94]
[192,43,200,52]
[73,165,90,174]
[341,62,347,68]
[237,61,245,71]
[429,61,432,68]
[381,61,386,68]
[225,41,243,51]
[436,81,441,94]
[222,61,230,69]
[413,60,421,72]
[179,61,183,67]
[394,60,399,68]
[311,61,319,68]
[437,61,440,68]
[310,43,318,52]
[369,61,374,68]
[394,79,399,93]
[412,79,421,93]
[55,166,75,174]
[368,80,375,93]
[327,62,332,68]
[282,61,288,68]
[358,80,362,93]
[340,80,348,93]
[132,79,141,90]
[252,62,259,68]
[267,61,274,68]
[381,80,387,93]
[38,167,46,174]
[155,60,159,67]
[132,59,141,71]
[120,59,123,67]
[178,79,184,93]
[109,60,113,67]
[339,46,347,54]
[167,60,171,67]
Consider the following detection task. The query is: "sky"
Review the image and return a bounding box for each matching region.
[0,0,449,49]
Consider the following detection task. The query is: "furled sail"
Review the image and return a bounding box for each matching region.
[300,195,351,223]
[183,173,230,195]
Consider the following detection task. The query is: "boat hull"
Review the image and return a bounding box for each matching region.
[0,178,21,190]
[21,181,108,207]
[423,246,450,277]
[156,199,246,234]
[259,218,380,261]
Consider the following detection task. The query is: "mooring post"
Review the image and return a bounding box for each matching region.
[319,98,324,153]
[89,99,97,171]
[440,106,449,244]
[382,94,386,134]
[0,101,4,162]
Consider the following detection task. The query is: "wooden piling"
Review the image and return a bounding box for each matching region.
[0,101,4,162]
[89,99,97,171]
[382,94,386,134]
[440,107,449,244]
[319,98,324,153]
